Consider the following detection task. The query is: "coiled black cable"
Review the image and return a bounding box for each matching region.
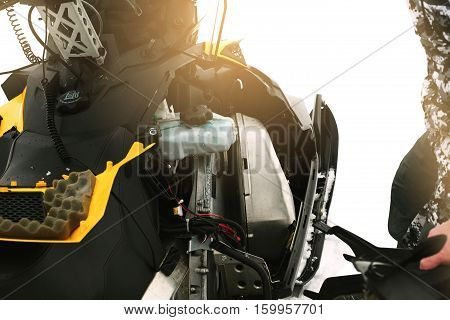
[6,5,42,64]
[41,78,70,163]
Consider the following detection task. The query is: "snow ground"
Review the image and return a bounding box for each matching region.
[303,237,357,295]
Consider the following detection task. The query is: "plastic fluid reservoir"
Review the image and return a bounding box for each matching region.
[158,113,237,161]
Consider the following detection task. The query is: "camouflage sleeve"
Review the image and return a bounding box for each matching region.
[402,0,450,247]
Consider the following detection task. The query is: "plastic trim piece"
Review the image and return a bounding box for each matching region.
[203,40,247,67]
[0,89,25,137]
[0,142,154,243]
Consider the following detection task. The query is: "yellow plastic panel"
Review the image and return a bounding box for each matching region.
[204,40,247,67]
[0,142,154,243]
[0,89,26,137]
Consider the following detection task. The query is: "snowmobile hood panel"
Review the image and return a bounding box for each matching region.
[0,89,25,137]
[0,142,154,243]
[22,46,201,136]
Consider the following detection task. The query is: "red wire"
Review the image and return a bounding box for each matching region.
[176,197,241,243]
[219,223,241,242]
[196,213,224,219]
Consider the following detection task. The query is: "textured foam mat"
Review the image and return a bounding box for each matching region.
[0,171,96,240]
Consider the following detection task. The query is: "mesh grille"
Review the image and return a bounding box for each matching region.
[0,192,46,223]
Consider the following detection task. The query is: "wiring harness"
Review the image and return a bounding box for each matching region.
[144,154,246,249]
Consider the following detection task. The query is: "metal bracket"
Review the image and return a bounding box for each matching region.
[37,0,106,64]
[189,249,210,300]
[214,252,266,299]
[188,236,213,253]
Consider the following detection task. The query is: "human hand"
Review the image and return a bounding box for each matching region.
[420,220,450,270]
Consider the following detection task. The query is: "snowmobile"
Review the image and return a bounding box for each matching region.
[1,0,446,301]
[0,0,339,299]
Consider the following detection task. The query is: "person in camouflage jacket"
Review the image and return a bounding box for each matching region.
[403,0,449,248]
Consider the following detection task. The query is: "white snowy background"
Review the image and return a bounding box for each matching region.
[0,0,426,292]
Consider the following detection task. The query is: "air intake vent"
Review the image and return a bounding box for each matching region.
[0,192,46,223]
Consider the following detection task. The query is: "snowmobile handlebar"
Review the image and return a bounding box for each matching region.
[315,221,447,266]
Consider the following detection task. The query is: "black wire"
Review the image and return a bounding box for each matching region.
[28,5,72,163]
[160,217,217,234]
[147,165,247,246]
[220,231,244,249]
[110,191,158,267]
[68,156,242,252]
[28,6,81,80]
[206,218,247,245]
[149,166,245,243]
[178,202,247,246]
[6,5,42,64]
[159,214,246,250]
[41,77,70,162]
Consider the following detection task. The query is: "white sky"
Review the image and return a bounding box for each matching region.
[200,0,427,250]
[0,0,426,253]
